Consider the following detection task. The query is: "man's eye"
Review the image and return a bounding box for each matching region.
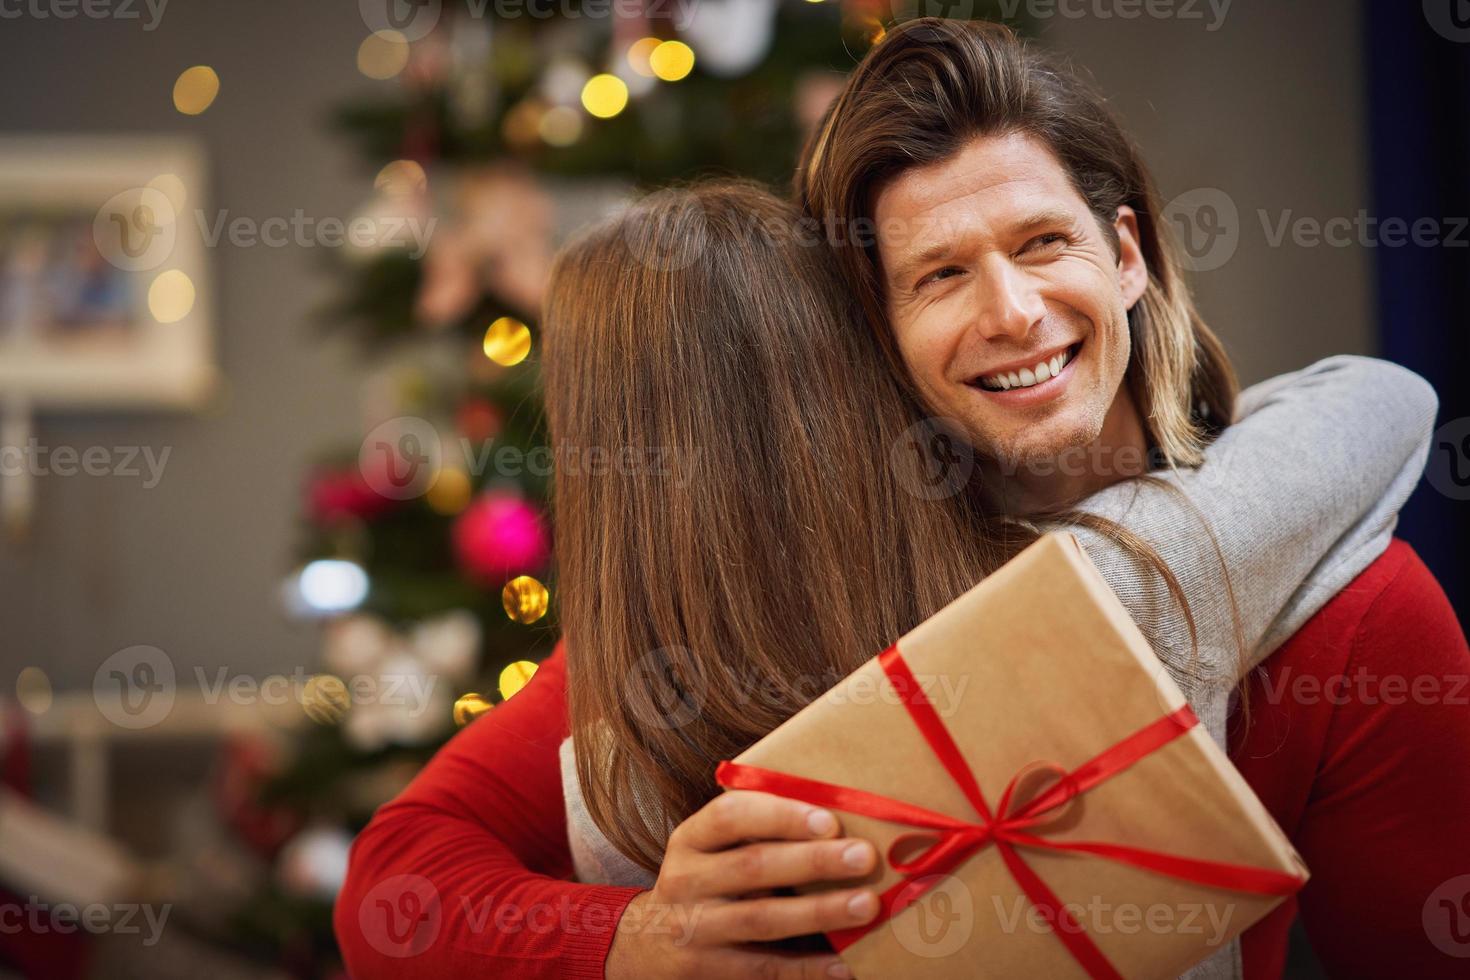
[918,266,964,289]
[1023,233,1068,253]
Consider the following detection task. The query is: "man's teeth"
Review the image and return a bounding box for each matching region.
[981,348,1072,391]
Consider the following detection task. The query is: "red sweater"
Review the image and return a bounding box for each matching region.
[335,539,1470,978]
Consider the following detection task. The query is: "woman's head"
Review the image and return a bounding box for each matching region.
[543,181,1016,869]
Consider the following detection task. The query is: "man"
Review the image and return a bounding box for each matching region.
[793,17,1465,979]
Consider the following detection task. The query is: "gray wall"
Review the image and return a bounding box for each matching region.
[0,1,1370,690]
[1040,0,1374,381]
[0,2,378,688]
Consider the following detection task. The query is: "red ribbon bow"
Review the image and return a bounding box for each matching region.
[715,644,1304,980]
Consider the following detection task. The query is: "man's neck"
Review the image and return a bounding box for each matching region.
[979,384,1151,515]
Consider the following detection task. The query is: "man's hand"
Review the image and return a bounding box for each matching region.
[605,790,880,979]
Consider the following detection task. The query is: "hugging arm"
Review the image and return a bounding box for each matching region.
[333,644,641,980]
[1065,355,1438,697]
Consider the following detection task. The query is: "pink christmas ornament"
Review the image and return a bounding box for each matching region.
[451,492,549,585]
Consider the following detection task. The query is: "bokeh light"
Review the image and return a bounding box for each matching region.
[374,159,428,198]
[649,41,695,82]
[148,269,196,323]
[426,466,473,515]
[357,31,410,80]
[16,667,52,716]
[627,37,661,78]
[173,66,220,114]
[538,105,583,146]
[295,559,369,614]
[581,74,629,119]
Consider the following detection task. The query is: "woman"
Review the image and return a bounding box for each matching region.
[335,184,1464,979]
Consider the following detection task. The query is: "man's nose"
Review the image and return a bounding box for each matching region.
[968,261,1045,342]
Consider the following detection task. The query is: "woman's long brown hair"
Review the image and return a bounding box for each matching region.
[543,180,1233,874]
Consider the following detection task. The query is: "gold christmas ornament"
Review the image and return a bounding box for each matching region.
[453,692,492,726]
[426,466,473,515]
[501,575,549,624]
[301,674,351,725]
[498,660,538,701]
[482,316,532,366]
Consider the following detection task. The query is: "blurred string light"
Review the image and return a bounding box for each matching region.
[301,673,351,725]
[148,269,196,323]
[453,692,492,726]
[15,667,52,716]
[426,466,472,515]
[649,41,695,82]
[626,37,661,78]
[499,660,538,700]
[172,66,220,115]
[538,106,582,147]
[502,98,546,150]
[374,159,428,198]
[483,316,531,366]
[287,559,370,616]
[502,575,549,624]
[358,30,410,80]
[581,74,628,119]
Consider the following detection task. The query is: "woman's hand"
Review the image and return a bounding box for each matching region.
[606,790,880,979]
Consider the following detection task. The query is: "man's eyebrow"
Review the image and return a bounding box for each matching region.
[1010,207,1079,237]
[886,207,1080,284]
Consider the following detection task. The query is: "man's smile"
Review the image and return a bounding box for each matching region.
[966,340,1084,404]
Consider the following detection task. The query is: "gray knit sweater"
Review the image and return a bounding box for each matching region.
[560,355,1439,980]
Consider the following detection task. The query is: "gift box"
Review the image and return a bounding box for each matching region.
[717,531,1307,979]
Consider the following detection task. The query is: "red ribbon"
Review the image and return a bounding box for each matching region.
[715,644,1304,980]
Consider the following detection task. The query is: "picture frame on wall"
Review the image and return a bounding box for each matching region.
[0,135,217,410]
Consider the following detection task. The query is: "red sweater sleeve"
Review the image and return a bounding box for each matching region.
[333,641,643,979]
[1233,539,1470,978]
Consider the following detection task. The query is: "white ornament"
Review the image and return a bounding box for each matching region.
[680,0,777,78]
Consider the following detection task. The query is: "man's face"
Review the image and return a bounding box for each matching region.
[873,131,1149,467]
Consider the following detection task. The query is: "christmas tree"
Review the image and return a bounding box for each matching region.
[233,2,1015,973]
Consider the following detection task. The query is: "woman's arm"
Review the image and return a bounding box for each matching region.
[332,643,642,980]
[1066,355,1437,691]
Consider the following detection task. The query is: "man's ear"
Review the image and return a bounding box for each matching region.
[1114,205,1148,310]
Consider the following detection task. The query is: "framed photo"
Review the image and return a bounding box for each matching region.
[0,135,217,410]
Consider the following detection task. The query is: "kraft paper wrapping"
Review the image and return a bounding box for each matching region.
[725,532,1307,979]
